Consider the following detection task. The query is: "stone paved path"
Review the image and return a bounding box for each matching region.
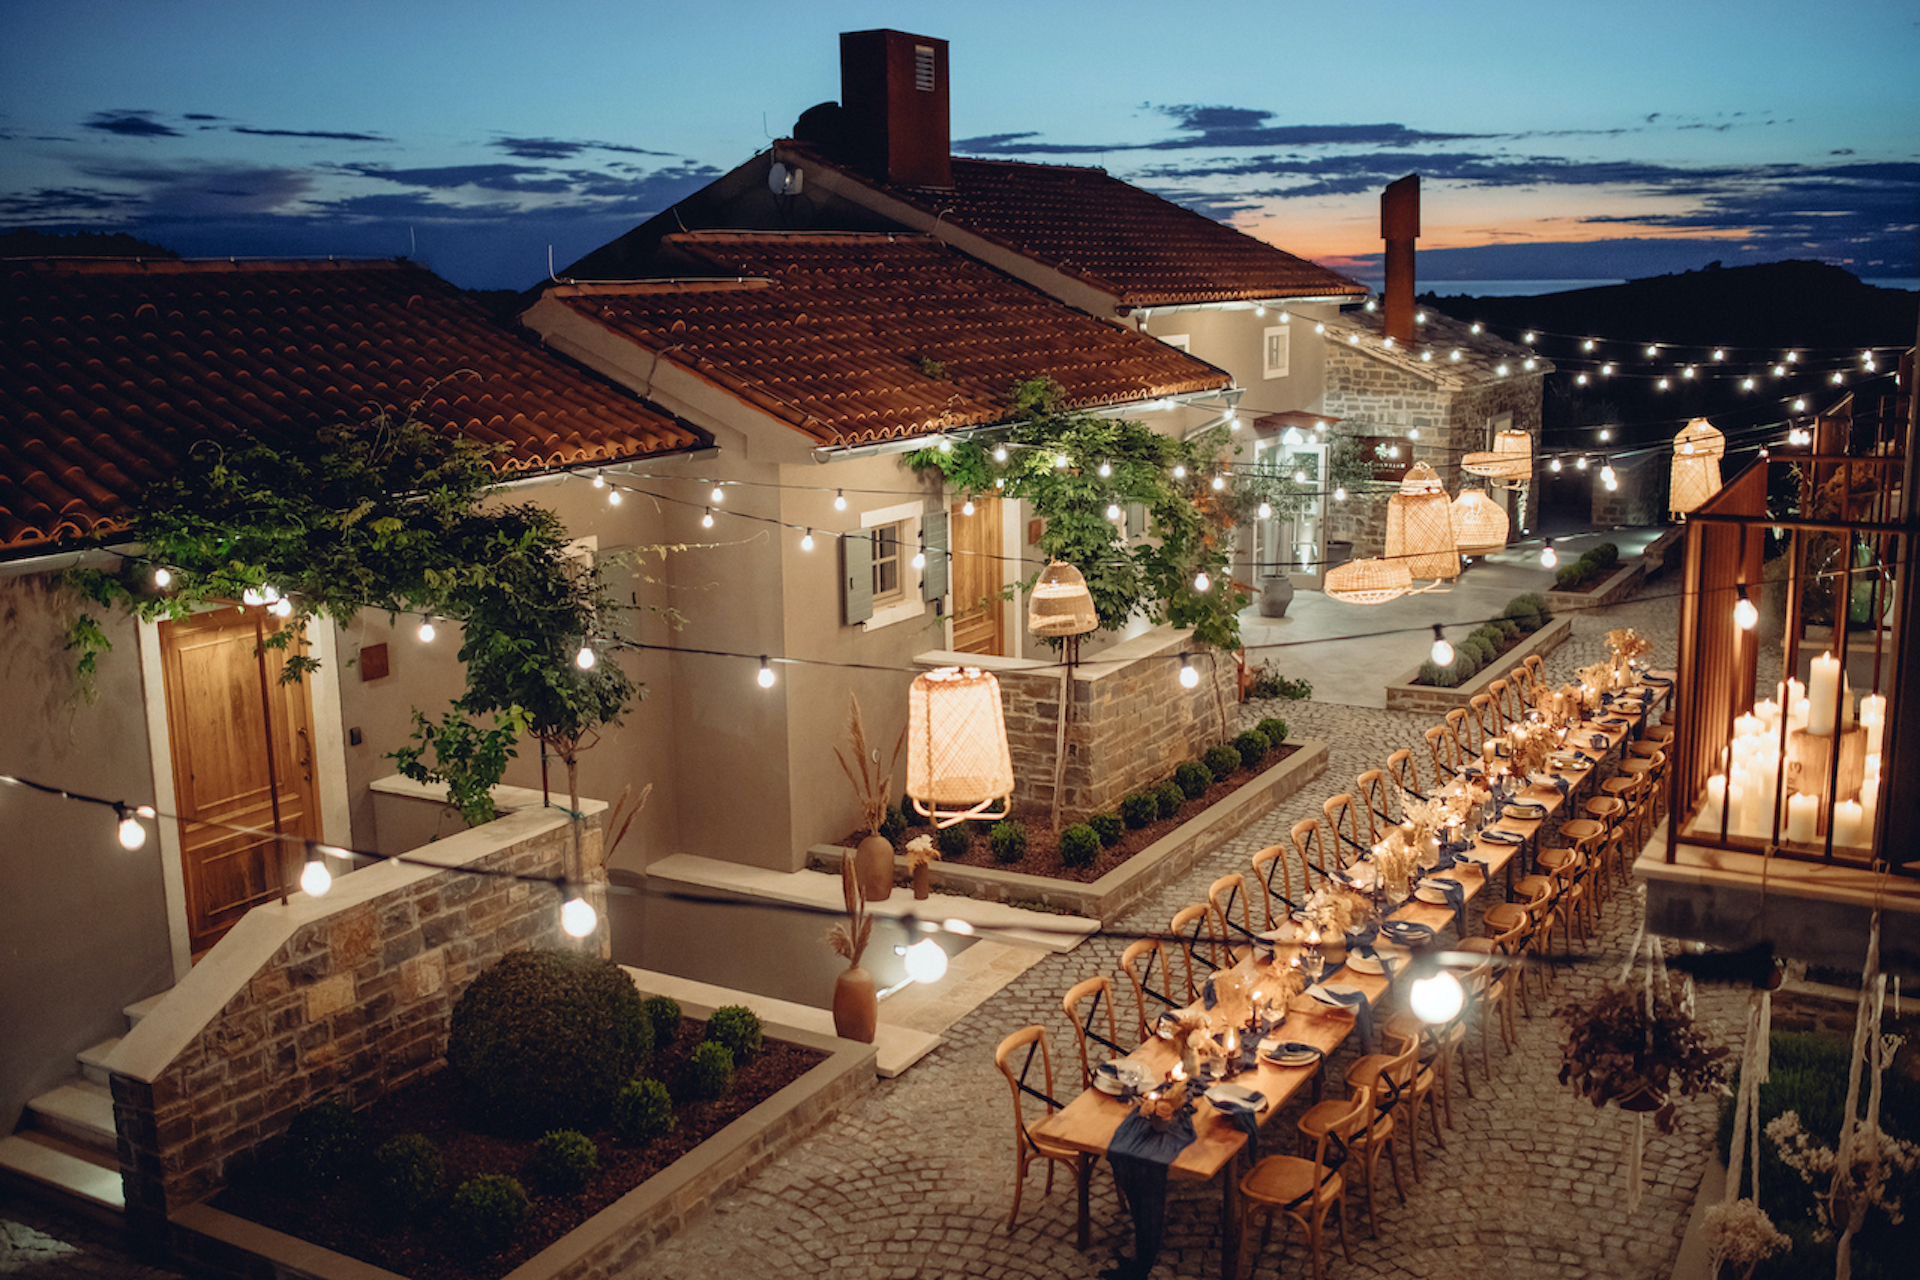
[634,583,1751,1280]
[3,578,1748,1280]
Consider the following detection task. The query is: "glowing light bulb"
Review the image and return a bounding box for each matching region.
[938,437,953,453]
[561,893,597,938]
[903,937,948,984]
[711,485,725,504]
[1576,374,1588,386]
[1522,331,1536,344]
[575,645,596,670]
[1224,408,1237,423]
[1408,428,1420,440]
[1334,487,1347,502]
[757,656,775,689]
[1172,464,1186,480]
[801,529,815,551]
[1734,589,1758,631]
[701,507,714,528]
[1106,501,1122,520]
[608,487,623,505]
[1410,970,1465,1025]
[418,620,436,643]
[271,597,293,618]
[1742,378,1755,391]
[1645,344,1658,358]
[1576,457,1589,471]
[1193,571,1211,592]
[1598,428,1611,442]
[1540,540,1558,569]
[1550,458,1562,472]
[1211,474,1226,491]
[1600,464,1616,484]
[592,472,605,488]
[1055,453,1070,469]
[1657,378,1670,390]
[300,857,332,898]
[1257,501,1272,520]
[1495,364,1510,377]
[834,489,847,511]
[1414,310,1425,323]
[1430,625,1453,666]
[912,545,926,570]
[1098,460,1112,477]
[153,567,172,588]
[242,587,264,607]
[993,445,1008,462]
[1293,471,1305,484]
[962,499,975,516]
[1582,338,1595,351]
[1604,475,1619,492]
[1470,322,1482,334]
[1713,348,1725,362]
[1179,656,1200,689]
[1601,363,1614,376]
[117,811,146,850]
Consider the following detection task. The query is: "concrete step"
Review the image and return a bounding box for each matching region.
[123,992,166,1028]
[77,1036,122,1085]
[25,1079,117,1154]
[0,1132,124,1211]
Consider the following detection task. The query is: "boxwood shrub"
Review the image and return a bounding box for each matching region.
[1204,743,1242,778]
[706,1005,763,1061]
[1255,717,1288,747]
[612,1078,675,1144]
[1174,760,1211,799]
[1153,780,1184,820]
[284,1099,363,1186]
[1120,791,1159,829]
[371,1133,443,1220]
[686,1040,734,1101]
[1089,811,1124,846]
[935,821,974,860]
[533,1129,598,1193]
[450,1174,529,1254]
[1234,729,1271,766]
[989,820,1028,863]
[1059,822,1101,867]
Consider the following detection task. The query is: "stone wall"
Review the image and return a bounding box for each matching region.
[1591,449,1664,527]
[937,630,1239,826]
[109,808,601,1232]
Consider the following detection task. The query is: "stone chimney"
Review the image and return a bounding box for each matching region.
[838,29,952,188]
[1381,174,1419,345]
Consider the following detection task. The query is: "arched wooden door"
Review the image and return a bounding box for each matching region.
[159,607,320,955]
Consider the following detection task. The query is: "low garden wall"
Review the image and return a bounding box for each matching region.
[1382,616,1572,716]
[813,739,1330,922]
[1542,557,1645,614]
[103,797,604,1236]
[917,626,1239,827]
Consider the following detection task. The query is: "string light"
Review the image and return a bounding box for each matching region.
[902,936,949,983]
[417,620,436,643]
[711,485,725,503]
[701,507,714,528]
[271,596,293,618]
[993,445,1009,462]
[912,538,926,570]
[1055,453,1070,469]
[608,486,623,506]
[1599,463,1616,485]
[592,471,605,488]
[1106,501,1123,520]
[801,528,815,551]
[1598,429,1611,442]
[1429,624,1453,666]
[1549,458,1562,473]
[1407,428,1420,440]
[757,656,775,689]
[1540,539,1558,569]
[300,844,332,898]
[1733,586,1758,631]
[1178,653,1200,688]
[1257,501,1272,520]
[1211,475,1226,491]
[937,437,953,453]
[1334,486,1347,502]
[1098,460,1112,477]
[153,567,171,588]
[560,885,598,938]
[1173,464,1187,480]
[961,498,975,516]
[115,803,146,850]
[1575,457,1589,471]
[575,644,596,670]
[1193,571,1211,593]
[241,587,264,606]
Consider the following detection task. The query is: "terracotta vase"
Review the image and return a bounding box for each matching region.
[912,860,931,900]
[855,833,895,903]
[833,965,878,1043]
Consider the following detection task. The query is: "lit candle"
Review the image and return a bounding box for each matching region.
[1834,800,1866,847]
[1786,792,1819,842]
[1703,774,1728,830]
[1734,713,1763,740]
[1842,675,1855,730]
[1777,677,1806,707]
[1808,652,1841,735]
[1788,698,1810,734]
[1862,777,1879,829]
[1861,694,1886,755]
[1755,698,1781,730]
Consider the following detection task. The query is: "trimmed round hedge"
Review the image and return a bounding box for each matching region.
[447,949,651,1134]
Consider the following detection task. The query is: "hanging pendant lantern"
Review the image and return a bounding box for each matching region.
[1670,417,1725,514]
[1385,461,1459,580]
[1028,560,1099,637]
[1324,557,1413,605]
[1450,487,1510,557]
[906,667,1015,828]
[1461,430,1533,484]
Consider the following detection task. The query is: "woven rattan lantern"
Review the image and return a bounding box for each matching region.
[1670,418,1725,514]
[1385,461,1460,580]
[1450,487,1510,557]
[906,667,1014,828]
[1461,430,1533,484]
[1028,560,1098,637]
[1324,557,1413,605]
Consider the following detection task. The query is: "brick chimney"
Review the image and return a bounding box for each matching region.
[1381,174,1419,345]
[839,29,952,188]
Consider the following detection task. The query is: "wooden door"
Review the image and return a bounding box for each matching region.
[159,607,320,955]
[950,496,1004,655]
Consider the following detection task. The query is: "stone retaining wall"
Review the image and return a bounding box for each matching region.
[1543,558,1646,614]
[1381,616,1573,716]
[108,806,601,1233]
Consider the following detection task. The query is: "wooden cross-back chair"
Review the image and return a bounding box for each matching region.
[992,1025,1079,1230]
[1170,902,1227,1002]
[1466,695,1496,752]
[1061,976,1124,1090]
[1236,1091,1368,1280]
[1355,770,1392,841]
[1251,844,1299,928]
[1486,680,1511,732]
[1291,815,1334,886]
[1508,664,1533,708]
[1444,708,1473,762]
[1120,938,1177,1042]
[1208,872,1256,961]
[1337,1040,1416,1233]
[1322,793,1370,867]
[1424,725,1459,786]
[1386,749,1425,803]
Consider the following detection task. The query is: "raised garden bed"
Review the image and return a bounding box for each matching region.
[169,1007,875,1280]
[1543,557,1645,613]
[812,739,1329,922]
[1383,616,1573,715]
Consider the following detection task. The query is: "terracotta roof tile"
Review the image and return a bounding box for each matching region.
[541,232,1231,447]
[788,146,1367,309]
[1327,305,1555,388]
[0,257,704,555]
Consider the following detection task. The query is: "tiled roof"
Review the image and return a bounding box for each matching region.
[1325,305,1555,389]
[0,258,703,555]
[538,231,1232,447]
[789,145,1368,309]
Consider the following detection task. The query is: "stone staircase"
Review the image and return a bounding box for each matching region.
[0,991,167,1213]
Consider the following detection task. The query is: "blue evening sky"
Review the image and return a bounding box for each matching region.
[3,0,1915,290]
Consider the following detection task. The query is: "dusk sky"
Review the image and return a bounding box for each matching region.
[3,1,1916,292]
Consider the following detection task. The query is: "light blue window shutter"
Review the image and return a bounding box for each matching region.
[920,510,949,601]
[1126,502,1145,538]
[843,531,873,624]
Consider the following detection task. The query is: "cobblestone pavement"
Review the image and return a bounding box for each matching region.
[636,583,1752,1280]
[0,1199,184,1279]
[5,581,1747,1280]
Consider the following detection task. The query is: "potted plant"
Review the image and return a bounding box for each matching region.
[1246,453,1316,617]
[827,857,876,1043]
[1558,981,1728,1132]
[835,691,906,903]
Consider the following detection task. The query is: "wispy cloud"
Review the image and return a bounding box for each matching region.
[233,125,391,142]
[492,136,674,160]
[83,110,180,138]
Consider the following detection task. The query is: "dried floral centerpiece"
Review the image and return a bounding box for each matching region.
[1132,1077,1191,1130]
[1702,1198,1790,1280]
[904,834,939,900]
[1607,626,1653,683]
[835,692,907,903]
[1300,884,1363,938]
[826,859,878,1043]
[1558,980,1728,1132]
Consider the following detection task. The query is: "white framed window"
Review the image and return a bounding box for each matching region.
[1263,326,1291,380]
[870,520,907,608]
[843,500,946,631]
[1160,332,1192,353]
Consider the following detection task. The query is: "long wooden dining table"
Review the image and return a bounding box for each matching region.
[1030,676,1672,1277]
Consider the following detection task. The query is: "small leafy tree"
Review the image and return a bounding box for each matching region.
[907,378,1246,649]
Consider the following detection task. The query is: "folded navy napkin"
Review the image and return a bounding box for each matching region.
[1441,837,1473,856]
[1548,774,1573,796]
[1380,919,1436,946]
[1420,876,1468,936]
[1109,1107,1197,1277]
[1645,673,1672,685]
[1589,733,1610,749]
[1353,943,1400,983]
[1208,1087,1266,1160]
[1345,921,1379,948]
[1481,828,1526,846]
[1307,982,1376,1051]
[1201,975,1218,1010]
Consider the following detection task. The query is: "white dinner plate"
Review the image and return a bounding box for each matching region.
[1312,981,1366,1005]
[1414,884,1451,905]
[1262,1041,1321,1067]
[1206,1082,1263,1109]
[1344,951,1384,975]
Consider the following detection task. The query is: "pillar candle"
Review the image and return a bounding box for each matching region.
[1734,713,1763,740]
[1807,652,1841,735]
[1788,698,1810,734]
[1785,792,1819,842]
[1834,800,1866,848]
[1862,693,1886,755]
[1755,698,1781,729]
[1777,678,1805,705]
[1862,777,1879,830]
[1702,774,1728,831]
[1842,675,1855,729]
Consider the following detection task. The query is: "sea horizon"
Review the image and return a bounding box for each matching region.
[1349,276,1919,298]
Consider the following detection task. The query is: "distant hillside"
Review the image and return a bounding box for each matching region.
[0,228,178,259]
[1422,260,1915,352]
